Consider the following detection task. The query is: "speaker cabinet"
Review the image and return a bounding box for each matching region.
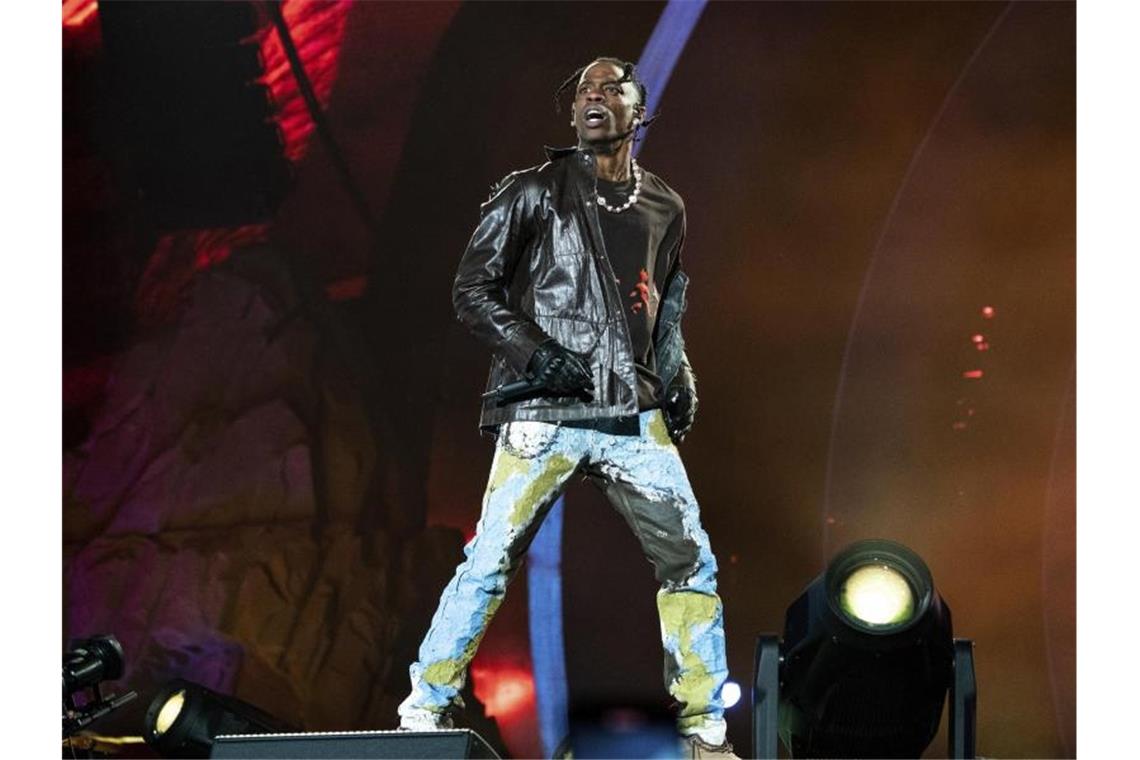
[211,729,500,759]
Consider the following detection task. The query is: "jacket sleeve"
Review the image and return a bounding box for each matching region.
[672,352,698,412]
[452,173,552,371]
[662,209,698,405]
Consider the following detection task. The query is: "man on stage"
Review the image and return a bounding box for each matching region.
[398,57,735,758]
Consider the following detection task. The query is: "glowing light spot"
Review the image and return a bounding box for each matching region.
[470,664,535,721]
[971,334,985,343]
[976,342,990,351]
[63,0,98,28]
[722,681,742,709]
[962,370,984,379]
[982,306,995,319]
[839,564,915,626]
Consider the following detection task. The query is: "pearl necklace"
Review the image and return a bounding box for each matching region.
[594,160,643,213]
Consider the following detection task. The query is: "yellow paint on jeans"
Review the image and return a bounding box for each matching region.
[658,590,719,718]
[422,595,504,686]
[489,449,529,492]
[508,453,574,527]
[649,411,674,447]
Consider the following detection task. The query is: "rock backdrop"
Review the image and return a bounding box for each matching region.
[62,248,500,747]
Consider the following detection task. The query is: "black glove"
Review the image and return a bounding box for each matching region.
[527,340,595,399]
[663,385,696,443]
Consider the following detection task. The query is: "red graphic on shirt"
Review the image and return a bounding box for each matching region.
[629,268,650,314]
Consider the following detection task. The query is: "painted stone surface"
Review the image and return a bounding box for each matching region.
[61,253,483,737]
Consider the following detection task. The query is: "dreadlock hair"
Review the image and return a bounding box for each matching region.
[554,56,660,140]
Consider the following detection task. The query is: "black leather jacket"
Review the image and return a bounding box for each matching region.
[453,145,696,429]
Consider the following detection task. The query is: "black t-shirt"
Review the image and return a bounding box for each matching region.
[595,174,684,410]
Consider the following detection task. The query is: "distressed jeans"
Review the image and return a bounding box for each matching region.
[398,409,728,743]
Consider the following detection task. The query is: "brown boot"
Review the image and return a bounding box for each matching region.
[681,734,740,759]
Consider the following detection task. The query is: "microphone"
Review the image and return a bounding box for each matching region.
[482,378,540,406]
[481,380,595,407]
[601,111,657,145]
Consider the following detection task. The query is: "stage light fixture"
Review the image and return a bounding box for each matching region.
[64,634,126,696]
[144,679,292,758]
[63,633,139,738]
[752,539,976,759]
[63,634,138,737]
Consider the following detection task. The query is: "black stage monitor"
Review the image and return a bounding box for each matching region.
[210,729,500,759]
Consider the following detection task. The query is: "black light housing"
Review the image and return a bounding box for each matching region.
[144,679,293,758]
[777,539,956,758]
[62,634,138,738]
[64,634,126,696]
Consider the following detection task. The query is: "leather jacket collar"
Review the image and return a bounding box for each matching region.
[543,144,581,161]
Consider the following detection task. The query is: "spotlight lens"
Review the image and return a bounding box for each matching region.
[154,689,186,736]
[839,564,914,626]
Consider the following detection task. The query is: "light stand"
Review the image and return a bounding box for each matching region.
[751,635,780,760]
[751,634,978,759]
